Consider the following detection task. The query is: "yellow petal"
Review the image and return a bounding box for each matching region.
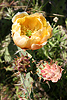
[40,27,52,44]
[31,44,43,50]
[22,17,43,31]
[33,27,48,38]
[46,22,53,38]
[12,22,21,36]
[39,13,47,27]
[28,13,47,27]
[12,12,28,23]
[31,35,41,44]
[13,32,31,49]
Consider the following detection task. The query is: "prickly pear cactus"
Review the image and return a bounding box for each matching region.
[15,72,33,100]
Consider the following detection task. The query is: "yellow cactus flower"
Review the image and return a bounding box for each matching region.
[12,12,52,50]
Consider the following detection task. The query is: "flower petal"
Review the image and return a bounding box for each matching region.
[13,32,31,49]
[12,22,21,36]
[31,44,43,50]
[12,12,28,23]
[31,41,47,50]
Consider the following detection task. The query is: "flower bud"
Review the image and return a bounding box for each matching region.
[13,54,30,72]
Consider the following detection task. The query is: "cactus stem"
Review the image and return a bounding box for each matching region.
[20,72,31,100]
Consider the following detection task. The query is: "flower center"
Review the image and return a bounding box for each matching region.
[26,30,32,37]
[18,17,43,37]
[21,25,36,37]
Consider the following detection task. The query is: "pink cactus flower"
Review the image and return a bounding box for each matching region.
[41,62,64,82]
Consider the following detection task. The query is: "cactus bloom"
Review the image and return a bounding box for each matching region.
[41,62,64,82]
[12,12,52,50]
